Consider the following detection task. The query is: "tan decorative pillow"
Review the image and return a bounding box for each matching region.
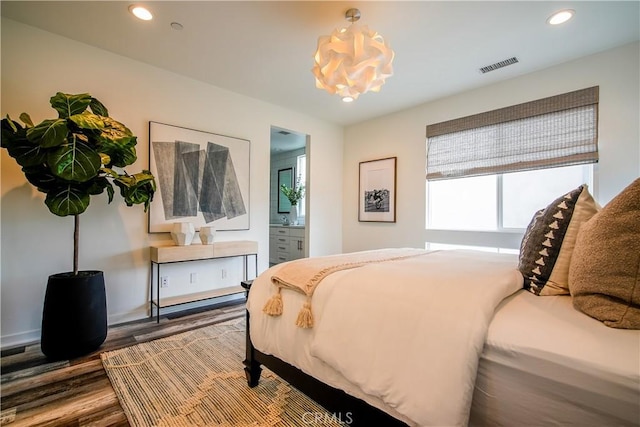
[569,178,640,329]
[518,185,599,295]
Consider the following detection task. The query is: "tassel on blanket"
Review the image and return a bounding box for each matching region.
[263,288,283,316]
[295,300,314,328]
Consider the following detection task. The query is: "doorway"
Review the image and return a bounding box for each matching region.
[269,126,309,265]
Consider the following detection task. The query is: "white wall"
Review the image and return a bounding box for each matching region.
[343,42,640,253]
[0,18,343,347]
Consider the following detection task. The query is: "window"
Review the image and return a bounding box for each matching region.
[296,154,306,217]
[425,87,598,251]
[428,175,496,230]
[501,165,592,228]
[427,164,593,231]
[425,242,519,255]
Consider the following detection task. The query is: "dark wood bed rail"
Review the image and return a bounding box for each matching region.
[242,288,408,427]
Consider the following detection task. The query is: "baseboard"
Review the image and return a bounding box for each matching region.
[1,329,40,350]
[1,294,246,351]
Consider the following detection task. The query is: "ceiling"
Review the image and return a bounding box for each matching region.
[2,1,639,130]
[270,126,307,154]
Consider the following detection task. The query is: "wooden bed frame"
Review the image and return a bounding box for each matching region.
[242,307,408,426]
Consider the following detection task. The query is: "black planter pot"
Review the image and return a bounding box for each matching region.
[41,270,108,360]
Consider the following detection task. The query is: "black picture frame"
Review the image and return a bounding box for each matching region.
[358,157,397,222]
[277,168,293,213]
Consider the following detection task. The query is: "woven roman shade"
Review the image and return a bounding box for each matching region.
[426,86,599,180]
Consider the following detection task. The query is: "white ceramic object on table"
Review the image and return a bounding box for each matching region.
[199,226,216,245]
[170,222,195,246]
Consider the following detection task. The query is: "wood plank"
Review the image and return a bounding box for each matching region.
[212,240,258,257]
[78,404,128,427]
[150,240,257,263]
[0,300,245,427]
[0,408,16,424]
[8,386,118,427]
[150,243,213,263]
[133,311,243,342]
[155,285,244,308]
[1,343,50,372]
[2,369,109,410]
[1,360,69,384]
[1,359,104,398]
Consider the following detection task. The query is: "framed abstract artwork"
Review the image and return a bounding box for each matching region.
[148,121,250,232]
[358,157,396,222]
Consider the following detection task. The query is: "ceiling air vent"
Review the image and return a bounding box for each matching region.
[479,57,519,74]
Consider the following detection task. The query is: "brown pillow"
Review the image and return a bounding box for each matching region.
[569,178,640,329]
[518,185,599,295]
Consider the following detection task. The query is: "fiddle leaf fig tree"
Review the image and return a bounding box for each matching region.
[1,92,156,275]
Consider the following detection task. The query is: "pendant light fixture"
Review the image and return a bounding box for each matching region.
[312,8,394,102]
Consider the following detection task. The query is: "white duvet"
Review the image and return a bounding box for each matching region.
[308,250,523,426]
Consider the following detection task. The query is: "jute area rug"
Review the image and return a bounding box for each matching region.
[101,317,342,427]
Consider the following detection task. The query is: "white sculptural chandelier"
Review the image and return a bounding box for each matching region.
[312,8,394,102]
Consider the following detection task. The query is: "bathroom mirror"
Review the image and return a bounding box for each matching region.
[277,168,293,213]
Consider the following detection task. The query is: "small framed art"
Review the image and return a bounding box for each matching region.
[358,157,396,222]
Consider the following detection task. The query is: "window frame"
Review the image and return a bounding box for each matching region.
[425,164,594,251]
[296,154,307,218]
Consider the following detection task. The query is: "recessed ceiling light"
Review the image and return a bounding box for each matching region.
[129,5,153,21]
[547,9,575,25]
[342,96,354,103]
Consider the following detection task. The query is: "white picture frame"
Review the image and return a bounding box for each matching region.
[148,121,250,232]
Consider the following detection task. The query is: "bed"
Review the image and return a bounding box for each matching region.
[243,249,640,426]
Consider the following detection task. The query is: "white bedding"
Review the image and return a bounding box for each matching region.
[248,256,418,425]
[309,250,522,426]
[471,290,640,427]
[247,250,640,427]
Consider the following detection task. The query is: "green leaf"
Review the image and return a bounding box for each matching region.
[93,116,137,167]
[2,118,49,167]
[48,135,101,182]
[69,112,105,130]
[113,170,156,211]
[22,165,58,193]
[2,116,23,148]
[100,167,119,178]
[6,136,48,167]
[3,115,20,133]
[99,153,111,166]
[44,184,90,216]
[19,113,34,128]
[97,116,135,145]
[50,92,91,118]
[104,145,137,168]
[113,170,156,187]
[87,176,110,196]
[106,182,115,203]
[89,97,109,117]
[26,119,68,148]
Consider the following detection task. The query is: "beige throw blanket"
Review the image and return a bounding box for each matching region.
[263,248,429,327]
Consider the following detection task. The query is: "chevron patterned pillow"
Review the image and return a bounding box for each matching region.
[518,185,599,296]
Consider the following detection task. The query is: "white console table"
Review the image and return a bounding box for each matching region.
[149,240,258,322]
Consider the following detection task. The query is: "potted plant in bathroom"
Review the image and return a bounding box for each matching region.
[1,92,156,360]
[280,177,305,225]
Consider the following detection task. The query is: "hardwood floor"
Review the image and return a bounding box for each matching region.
[0,300,246,426]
